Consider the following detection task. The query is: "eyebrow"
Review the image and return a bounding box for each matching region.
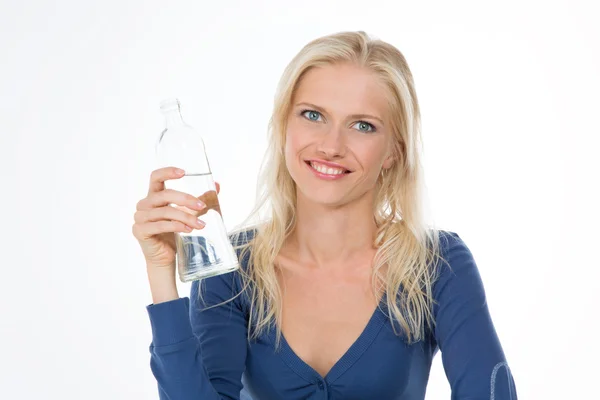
[294,102,385,126]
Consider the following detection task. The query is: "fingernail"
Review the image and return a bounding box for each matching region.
[197,218,205,227]
[175,168,185,175]
[197,201,206,209]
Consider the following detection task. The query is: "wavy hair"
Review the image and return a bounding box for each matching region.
[200,30,448,347]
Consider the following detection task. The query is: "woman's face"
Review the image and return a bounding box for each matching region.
[284,63,394,208]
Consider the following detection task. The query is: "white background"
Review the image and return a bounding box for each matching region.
[1,0,598,398]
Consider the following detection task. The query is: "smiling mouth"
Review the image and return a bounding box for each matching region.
[305,160,351,175]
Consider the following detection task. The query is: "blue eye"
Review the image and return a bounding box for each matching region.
[301,110,322,122]
[300,109,376,133]
[353,121,376,133]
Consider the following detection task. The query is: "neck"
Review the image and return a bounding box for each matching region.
[287,192,378,269]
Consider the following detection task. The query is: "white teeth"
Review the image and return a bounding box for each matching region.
[310,162,346,175]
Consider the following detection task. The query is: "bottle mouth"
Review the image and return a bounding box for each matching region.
[159,98,180,113]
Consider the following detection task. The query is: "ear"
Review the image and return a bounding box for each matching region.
[382,153,395,170]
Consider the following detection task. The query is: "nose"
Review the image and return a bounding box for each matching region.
[316,125,347,158]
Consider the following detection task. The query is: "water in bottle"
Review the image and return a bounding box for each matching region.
[156,98,239,281]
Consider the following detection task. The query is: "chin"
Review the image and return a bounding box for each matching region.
[295,185,351,208]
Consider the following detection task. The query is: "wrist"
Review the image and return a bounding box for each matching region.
[146,267,179,304]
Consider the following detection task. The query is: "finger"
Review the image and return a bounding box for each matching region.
[135,206,206,230]
[196,189,221,216]
[133,220,194,239]
[147,167,185,195]
[138,189,205,212]
[215,181,220,195]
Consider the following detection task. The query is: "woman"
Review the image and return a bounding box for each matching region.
[133,31,518,399]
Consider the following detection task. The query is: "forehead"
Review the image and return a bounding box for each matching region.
[292,63,390,119]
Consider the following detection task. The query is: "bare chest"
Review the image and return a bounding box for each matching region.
[277,264,381,378]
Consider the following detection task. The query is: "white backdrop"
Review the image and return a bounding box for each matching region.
[1,0,598,399]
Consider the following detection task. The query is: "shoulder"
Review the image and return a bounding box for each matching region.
[432,230,486,305]
[428,230,489,341]
[436,229,468,256]
[229,226,259,248]
[190,227,258,310]
[434,229,478,274]
[228,226,258,274]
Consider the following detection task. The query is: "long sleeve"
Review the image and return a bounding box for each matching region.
[433,231,518,400]
[146,269,248,400]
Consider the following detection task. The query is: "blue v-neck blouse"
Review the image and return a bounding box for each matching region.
[146,230,518,399]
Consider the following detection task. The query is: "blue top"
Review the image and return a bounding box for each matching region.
[146,230,518,399]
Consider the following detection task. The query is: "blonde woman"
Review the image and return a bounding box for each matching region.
[133,31,518,399]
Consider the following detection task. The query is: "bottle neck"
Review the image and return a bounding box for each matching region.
[164,109,185,129]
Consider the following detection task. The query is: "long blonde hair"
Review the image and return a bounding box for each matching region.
[201,31,448,347]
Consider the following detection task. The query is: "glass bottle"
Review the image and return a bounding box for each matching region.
[156,98,239,281]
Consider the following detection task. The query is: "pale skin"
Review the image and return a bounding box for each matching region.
[132,168,220,304]
[132,62,396,378]
[277,62,395,378]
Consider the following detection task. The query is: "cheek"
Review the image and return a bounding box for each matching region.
[285,125,309,157]
[283,130,295,160]
[284,128,302,173]
[354,144,388,174]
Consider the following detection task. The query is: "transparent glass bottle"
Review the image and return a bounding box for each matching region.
[156,98,239,281]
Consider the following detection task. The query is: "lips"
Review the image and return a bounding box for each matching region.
[304,159,352,174]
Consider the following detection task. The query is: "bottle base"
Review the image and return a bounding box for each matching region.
[179,262,240,282]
